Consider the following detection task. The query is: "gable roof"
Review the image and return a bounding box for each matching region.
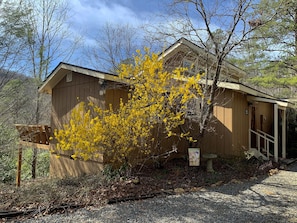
[39,38,246,95]
[39,40,292,108]
[161,38,292,107]
[161,37,246,79]
[39,62,122,94]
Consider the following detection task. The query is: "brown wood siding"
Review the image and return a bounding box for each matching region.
[200,90,233,157]
[51,72,105,131]
[232,92,249,156]
[253,102,274,135]
[105,86,128,110]
[199,90,250,158]
[50,154,103,178]
[50,72,117,177]
[199,91,274,158]
[49,69,254,177]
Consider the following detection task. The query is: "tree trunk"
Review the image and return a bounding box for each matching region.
[294,5,297,57]
[31,91,41,179]
[31,148,37,179]
[198,58,222,137]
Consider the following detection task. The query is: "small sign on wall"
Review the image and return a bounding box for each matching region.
[188,148,200,166]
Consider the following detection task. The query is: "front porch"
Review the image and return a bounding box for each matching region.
[248,97,291,162]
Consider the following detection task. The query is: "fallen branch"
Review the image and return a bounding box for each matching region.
[0,203,85,220]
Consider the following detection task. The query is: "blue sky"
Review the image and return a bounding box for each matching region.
[65,0,174,69]
[65,0,225,69]
[69,0,167,25]
[68,0,170,41]
[28,0,252,75]
[62,0,237,72]
[66,0,233,51]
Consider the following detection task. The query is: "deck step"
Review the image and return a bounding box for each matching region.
[245,148,269,161]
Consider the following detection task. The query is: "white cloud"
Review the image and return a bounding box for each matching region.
[66,0,211,52]
[66,0,158,48]
[69,0,146,31]
[65,0,220,67]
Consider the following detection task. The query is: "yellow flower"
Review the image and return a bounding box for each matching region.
[54,48,203,169]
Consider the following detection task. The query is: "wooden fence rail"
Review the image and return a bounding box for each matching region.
[14,124,52,187]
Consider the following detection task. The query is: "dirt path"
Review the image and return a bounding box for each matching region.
[21,161,297,223]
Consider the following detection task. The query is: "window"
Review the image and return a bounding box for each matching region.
[182,59,205,76]
[186,98,201,117]
[183,59,197,76]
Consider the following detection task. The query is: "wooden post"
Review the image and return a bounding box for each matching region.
[32,148,37,179]
[248,128,251,149]
[274,104,278,162]
[16,146,22,187]
[282,109,286,159]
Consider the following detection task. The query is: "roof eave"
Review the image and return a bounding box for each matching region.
[38,63,123,94]
[217,81,293,108]
[161,38,246,79]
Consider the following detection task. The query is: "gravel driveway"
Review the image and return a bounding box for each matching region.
[23,162,297,223]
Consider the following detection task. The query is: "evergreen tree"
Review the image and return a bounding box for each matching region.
[236,0,297,98]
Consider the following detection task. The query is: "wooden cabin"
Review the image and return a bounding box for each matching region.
[39,38,292,178]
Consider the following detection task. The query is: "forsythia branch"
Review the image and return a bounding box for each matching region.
[54,48,203,170]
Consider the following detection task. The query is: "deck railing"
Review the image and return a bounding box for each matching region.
[249,129,275,159]
[15,124,52,145]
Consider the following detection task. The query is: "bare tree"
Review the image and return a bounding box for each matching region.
[21,0,79,82]
[0,0,78,181]
[85,23,145,73]
[147,0,282,142]
[17,0,80,178]
[0,1,31,88]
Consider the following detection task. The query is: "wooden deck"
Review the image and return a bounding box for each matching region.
[15,124,52,149]
[14,124,52,187]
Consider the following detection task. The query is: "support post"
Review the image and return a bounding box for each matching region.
[248,106,252,150]
[282,109,286,158]
[257,134,260,151]
[248,128,251,149]
[32,148,37,179]
[16,146,22,187]
[274,104,278,162]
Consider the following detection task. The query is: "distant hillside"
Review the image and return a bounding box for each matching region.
[0,69,31,89]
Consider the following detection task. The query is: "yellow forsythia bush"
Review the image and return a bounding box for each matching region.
[54,48,203,169]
